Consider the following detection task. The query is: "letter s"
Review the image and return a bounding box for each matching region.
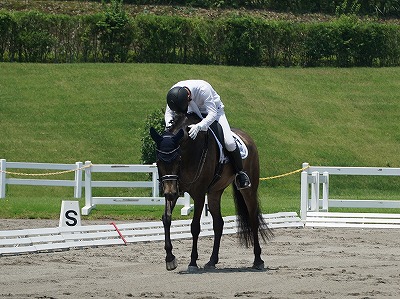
[65,210,78,226]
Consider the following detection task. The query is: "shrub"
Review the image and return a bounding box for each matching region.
[141,108,165,164]
[0,10,399,66]
[96,0,135,62]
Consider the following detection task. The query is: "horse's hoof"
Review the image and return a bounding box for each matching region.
[187,265,200,273]
[166,258,178,271]
[204,262,216,270]
[252,262,265,271]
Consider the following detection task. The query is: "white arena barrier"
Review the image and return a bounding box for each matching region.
[81,161,193,216]
[0,212,303,256]
[305,212,400,229]
[0,159,193,216]
[300,162,400,228]
[0,159,83,198]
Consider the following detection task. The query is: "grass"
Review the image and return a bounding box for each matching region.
[1,63,399,219]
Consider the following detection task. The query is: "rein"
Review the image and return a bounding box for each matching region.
[180,131,209,187]
[157,132,208,188]
[156,113,211,193]
[158,130,209,191]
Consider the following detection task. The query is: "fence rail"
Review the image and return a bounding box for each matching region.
[300,162,400,226]
[0,159,83,198]
[0,159,193,216]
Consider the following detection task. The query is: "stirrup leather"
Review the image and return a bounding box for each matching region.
[234,171,251,190]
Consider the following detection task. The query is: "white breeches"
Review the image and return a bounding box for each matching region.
[217,112,236,152]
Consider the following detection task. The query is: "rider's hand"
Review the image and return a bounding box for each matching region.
[188,124,201,140]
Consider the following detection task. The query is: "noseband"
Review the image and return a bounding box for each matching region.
[156,146,181,192]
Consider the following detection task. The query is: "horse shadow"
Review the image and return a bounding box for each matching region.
[178,266,279,275]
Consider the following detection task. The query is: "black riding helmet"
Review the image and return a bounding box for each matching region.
[166,86,190,113]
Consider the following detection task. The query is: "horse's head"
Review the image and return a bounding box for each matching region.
[150,127,185,202]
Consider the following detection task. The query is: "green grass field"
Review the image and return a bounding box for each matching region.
[1,63,399,219]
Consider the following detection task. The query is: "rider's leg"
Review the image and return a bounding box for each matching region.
[218,113,251,189]
[227,145,251,189]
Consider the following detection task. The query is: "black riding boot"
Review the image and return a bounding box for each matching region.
[228,146,251,189]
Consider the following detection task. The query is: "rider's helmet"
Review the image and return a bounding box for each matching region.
[166,86,190,113]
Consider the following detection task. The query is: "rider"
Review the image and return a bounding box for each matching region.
[164,79,251,189]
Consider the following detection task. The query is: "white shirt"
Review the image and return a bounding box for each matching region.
[165,80,224,130]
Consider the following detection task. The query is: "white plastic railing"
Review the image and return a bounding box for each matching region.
[0,159,193,216]
[300,162,400,221]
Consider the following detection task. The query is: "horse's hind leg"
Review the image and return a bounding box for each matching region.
[249,211,264,270]
[204,191,224,269]
[240,188,266,270]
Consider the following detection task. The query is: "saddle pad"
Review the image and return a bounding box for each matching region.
[210,130,248,163]
[232,131,249,159]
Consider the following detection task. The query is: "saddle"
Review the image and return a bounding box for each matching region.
[184,113,248,190]
[208,121,248,163]
[207,121,248,190]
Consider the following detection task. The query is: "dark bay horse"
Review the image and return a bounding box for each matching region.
[150,113,273,272]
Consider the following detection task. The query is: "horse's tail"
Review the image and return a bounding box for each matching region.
[232,186,274,247]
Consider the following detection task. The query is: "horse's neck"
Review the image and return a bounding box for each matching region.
[180,125,219,184]
[170,113,200,134]
[170,113,216,176]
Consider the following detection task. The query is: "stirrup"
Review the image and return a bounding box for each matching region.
[235,171,251,190]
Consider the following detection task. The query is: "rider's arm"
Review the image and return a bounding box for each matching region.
[196,88,218,131]
[164,105,175,129]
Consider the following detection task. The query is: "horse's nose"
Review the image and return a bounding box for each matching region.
[164,191,178,201]
[163,183,178,201]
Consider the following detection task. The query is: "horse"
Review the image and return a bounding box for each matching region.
[150,112,273,272]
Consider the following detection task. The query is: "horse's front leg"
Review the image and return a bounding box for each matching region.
[188,196,205,273]
[204,192,224,269]
[163,199,178,271]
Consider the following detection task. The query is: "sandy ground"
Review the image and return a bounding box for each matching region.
[1,219,400,299]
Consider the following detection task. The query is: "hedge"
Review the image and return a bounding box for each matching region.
[0,10,399,66]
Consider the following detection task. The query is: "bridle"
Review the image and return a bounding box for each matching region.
[156,131,209,194]
[156,146,181,191]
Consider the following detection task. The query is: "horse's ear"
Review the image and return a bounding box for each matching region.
[174,129,184,143]
[150,127,162,144]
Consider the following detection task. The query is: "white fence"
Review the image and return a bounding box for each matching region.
[0,212,304,256]
[81,161,192,216]
[0,159,192,216]
[300,162,400,227]
[0,159,83,198]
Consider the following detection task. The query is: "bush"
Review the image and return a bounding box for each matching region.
[134,14,189,63]
[0,12,14,61]
[218,16,264,66]
[141,108,165,164]
[96,0,135,62]
[14,11,55,62]
[0,10,399,66]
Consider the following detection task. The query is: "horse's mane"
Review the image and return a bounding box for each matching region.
[168,113,202,134]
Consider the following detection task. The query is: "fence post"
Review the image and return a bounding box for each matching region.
[201,195,210,220]
[151,163,159,197]
[300,162,309,221]
[322,172,329,211]
[74,161,83,198]
[180,192,193,216]
[0,159,6,199]
[82,161,93,216]
[311,171,320,212]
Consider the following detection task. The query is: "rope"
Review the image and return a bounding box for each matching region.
[1,163,310,180]
[260,165,310,181]
[0,163,92,177]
